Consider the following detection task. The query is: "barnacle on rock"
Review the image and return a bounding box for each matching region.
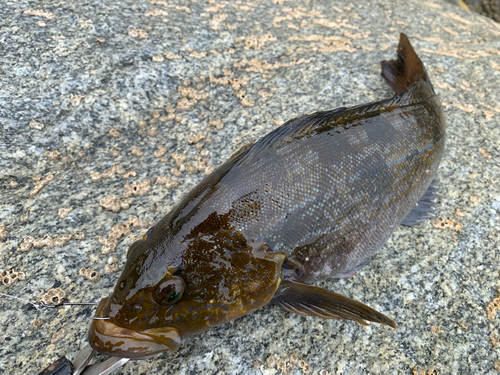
[0,225,8,240]
[89,165,127,182]
[32,318,44,330]
[74,232,85,240]
[156,175,179,189]
[42,288,66,306]
[105,263,120,274]
[30,174,54,196]
[29,119,44,130]
[43,150,60,160]
[130,146,144,157]
[413,368,439,375]
[487,290,500,321]
[51,327,67,344]
[99,216,152,254]
[171,152,187,166]
[1,269,26,287]
[79,268,100,282]
[431,217,463,233]
[123,180,151,197]
[154,145,167,158]
[58,207,72,219]
[100,194,133,212]
[265,354,309,374]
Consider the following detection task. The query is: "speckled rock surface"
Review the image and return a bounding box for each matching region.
[1,0,500,374]
[445,0,500,23]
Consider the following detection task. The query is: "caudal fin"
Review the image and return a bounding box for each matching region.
[381,33,433,95]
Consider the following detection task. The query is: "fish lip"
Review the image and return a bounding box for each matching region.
[87,297,181,359]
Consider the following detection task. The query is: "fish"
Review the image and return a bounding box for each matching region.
[88,33,445,359]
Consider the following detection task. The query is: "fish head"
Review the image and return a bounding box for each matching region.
[88,227,285,359]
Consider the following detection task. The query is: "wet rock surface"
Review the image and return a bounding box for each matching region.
[1,0,500,374]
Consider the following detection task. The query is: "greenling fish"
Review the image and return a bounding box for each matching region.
[88,33,445,359]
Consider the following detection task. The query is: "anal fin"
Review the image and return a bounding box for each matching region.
[272,279,396,328]
[401,179,439,226]
[332,258,371,278]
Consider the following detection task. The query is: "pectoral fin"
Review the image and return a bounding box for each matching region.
[272,279,396,328]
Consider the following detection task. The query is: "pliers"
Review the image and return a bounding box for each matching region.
[39,344,130,375]
[0,294,130,375]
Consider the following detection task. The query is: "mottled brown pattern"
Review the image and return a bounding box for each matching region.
[88,34,445,359]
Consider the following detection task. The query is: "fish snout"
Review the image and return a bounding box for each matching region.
[87,298,181,359]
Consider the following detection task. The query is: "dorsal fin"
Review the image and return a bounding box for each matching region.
[235,80,435,168]
[233,34,435,169]
[234,107,347,166]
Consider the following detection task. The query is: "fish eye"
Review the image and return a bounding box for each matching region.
[153,276,186,306]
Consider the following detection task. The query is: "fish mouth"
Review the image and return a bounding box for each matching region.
[87,298,181,359]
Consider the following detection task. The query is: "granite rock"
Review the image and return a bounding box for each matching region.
[1,0,500,374]
[445,0,500,23]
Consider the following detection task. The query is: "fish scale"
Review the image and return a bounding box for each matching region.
[87,33,445,359]
[187,82,443,283]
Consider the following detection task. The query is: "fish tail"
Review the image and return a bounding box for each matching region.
[381,33,434,95]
